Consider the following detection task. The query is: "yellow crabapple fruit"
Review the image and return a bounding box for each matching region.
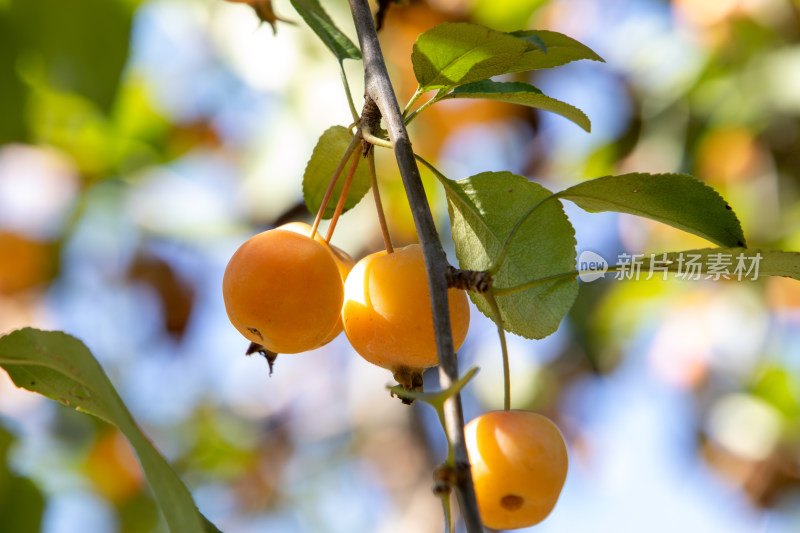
[222,228,344,353]
[465,410,568,530]
[341,244,470,372]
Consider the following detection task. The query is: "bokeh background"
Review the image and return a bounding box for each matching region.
[1,0,800,531]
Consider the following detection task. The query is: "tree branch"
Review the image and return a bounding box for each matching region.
[346,1,484,531]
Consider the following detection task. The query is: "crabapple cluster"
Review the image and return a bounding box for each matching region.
[222,226,567,529]
[222,227,469,370]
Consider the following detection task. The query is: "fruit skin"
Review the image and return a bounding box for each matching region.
[277,222,355,280]
[341,244,470,371]
[465,410,568,530]
[222,228,344,353]
[278,222,355,345]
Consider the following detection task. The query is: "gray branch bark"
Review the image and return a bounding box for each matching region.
[346,1,484,531]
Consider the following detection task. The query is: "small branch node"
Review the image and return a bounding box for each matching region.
[391,366,424,404]
[446,266,493,293]
[433,463,456,496]
[360,97,385,154]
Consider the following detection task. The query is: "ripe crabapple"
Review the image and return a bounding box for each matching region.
[465,410,568,530]
[341,243,470,372]
[222,228,344,353]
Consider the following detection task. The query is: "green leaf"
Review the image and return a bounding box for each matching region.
[411,22,528,91]
[440,171,577,339]
[303,126,371,219]
[751,365,800,419]
[505,29,604,73]
[557,173,747,247]
[445,80,591,132]
[0,328,221,533]
[290,0,361,62]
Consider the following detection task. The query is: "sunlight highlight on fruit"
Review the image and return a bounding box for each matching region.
[342,244,470,371]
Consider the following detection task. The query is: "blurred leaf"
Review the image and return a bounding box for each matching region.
[6,0,133,113]
[109,77,173,172]
[412,22,528,91]
[303,126,371,219]
[111,78,169,142]
[22,74,171,177]
[557,173,747,247]
[0,328,222,533]
[28,88,116,176]
[751,366,800,420]
[470,0,548,32]
[440,171,577,339]
[0,13,28,143]
[445,80,591,132]
[505,30,604,73]
[0,0,135,144]
[0,425,45,533]
[129,253,195,340]
[290,0,361,62]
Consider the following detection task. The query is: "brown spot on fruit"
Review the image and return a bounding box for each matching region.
[501,494,524,511]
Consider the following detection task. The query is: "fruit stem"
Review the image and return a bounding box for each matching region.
[325,146,362,242]
[367,148,394,253]
[310,134,361,240]
[440,491,455,533]
[484,289,511,411]
[388,366,479,465]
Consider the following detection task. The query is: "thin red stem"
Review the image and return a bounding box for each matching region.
[310,135,360,240]
[325,148,361,242]
[367,149,394,253]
